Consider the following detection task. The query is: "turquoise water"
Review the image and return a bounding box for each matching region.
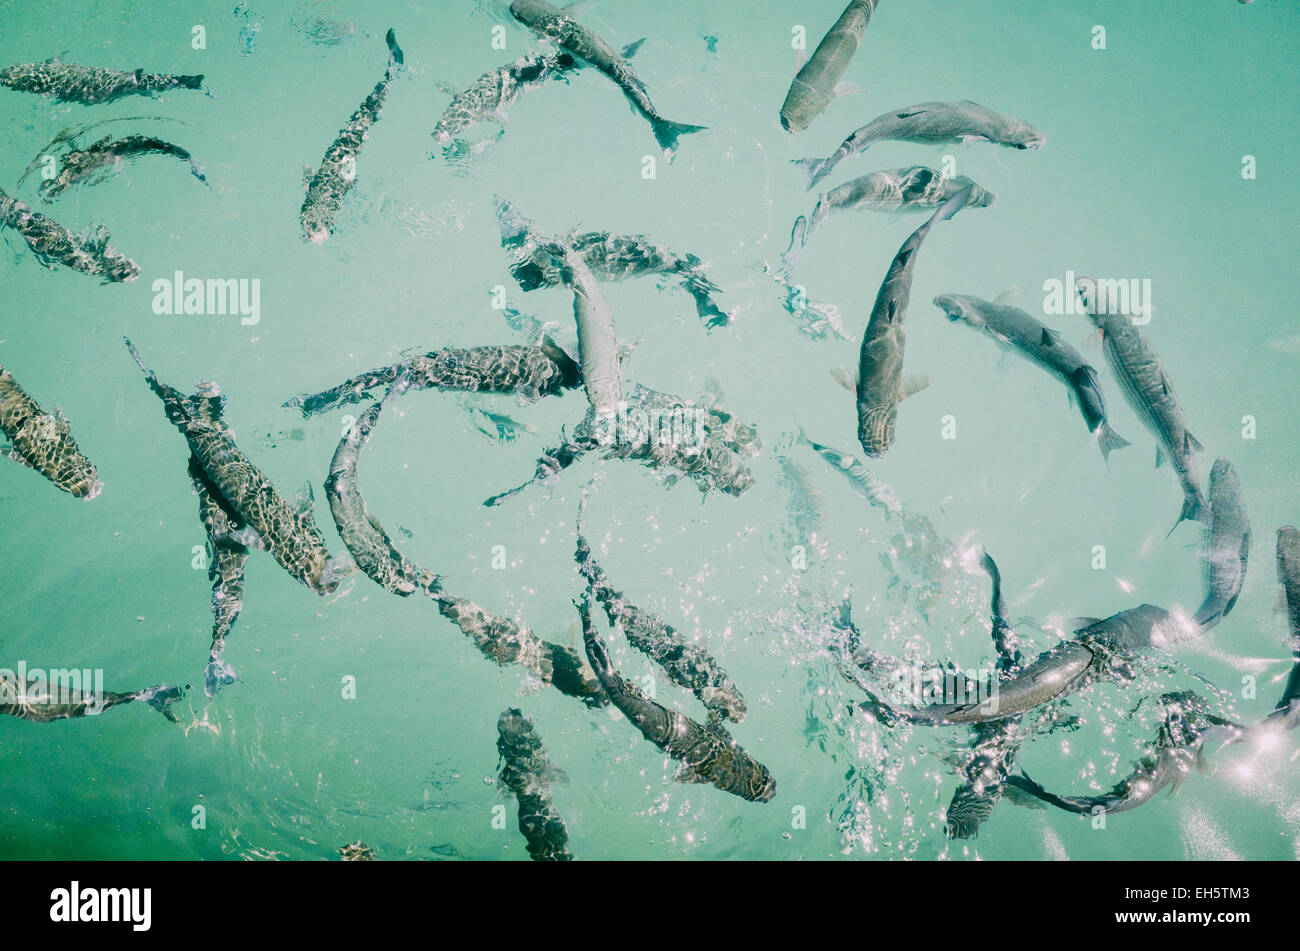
[1,0,1297,860]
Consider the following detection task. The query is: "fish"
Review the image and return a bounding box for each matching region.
[575,494,747,722]
[286,340,579,418]
[496,197,732,329]
[125,338,352,596]
[779,0,879,134]
[794,422,900,513]
[0,183,140,282]
[932,292,1131,463]
[1193,458,1250,630]
[300,29,403,244]
[1269,526,1300,724]
[1006,692,1244,817]
[776,455,824,545]
[434,50,579,145]
[325,374,441,598]
[577,592,777,803]
[848,184,971,458]
[496,708,573,861]
[187,457,249,698]
[795,99,1045,189]
[509,0,706,159]
[337,841,375,861]
[38,134,207,202]
[0,365,102,499]
[785,167,994,270]
[562,239,623,426]
[1075,275,1208,534]
[0,60,203,105]
[0,671,185,724]
[484,381,759,506]
[431,593,607,708]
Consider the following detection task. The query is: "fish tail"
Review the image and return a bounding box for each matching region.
[135,684,187,723]
[1192,597,1222,632]
[809,193,831,235]
[652,117,707,161]
[777,215,807,279]
[1096,422,1131,466]
[792,155,833,190]
[180,74,204,90]
[385,28,404,66]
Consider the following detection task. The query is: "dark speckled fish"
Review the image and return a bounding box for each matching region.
[434,50,579,144]
[126,338,352,596]
[300,29,402,244]
[0,184,140,282]
[0,60,203,105]
[0,365,102,499]
[575,493,747,723]
[496,708,573,861]
[187,456,249,698]
[578,592,776,802]
[38,134,207,202]
[484,381,760,506]
[432,592,607,708]
[0,671,184,724]
[496,198,732,329]
[325,374,441,598]
[286,340,579,418]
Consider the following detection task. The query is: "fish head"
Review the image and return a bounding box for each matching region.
[932,293,983,329]
[509,0,554,28]
[1007,120,1046,150]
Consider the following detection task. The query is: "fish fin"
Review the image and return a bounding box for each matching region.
[1040,327,1061,347]
[1097,424,1130,466]
[434,81,458,96]
[1186,432,1204,454]
[931,183,973,223]
[1068,617,1103,633]
[203,660,238,698]
[832,81,865,98]
[993,287,1020,306]
[673,764,709,785]
[896,108,926,119]
[135,68,145,81]
[898,375,932,401]
[1165,495,1206,539]
[830,366,857,392]
[1154,445,1166,468]
[620,38,646,59]
[957,134,991,145]
[292,482,315,515]
[1,444,33,469]
[652,118,707,162]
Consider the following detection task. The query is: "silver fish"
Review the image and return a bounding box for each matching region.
[851,185,971,457]
[794,422,900,513]
[38,134,206,202]
[509,0,706,160]
[933,292,1130,463]
[434,50,579,144]
[0,671,184,724]
[1075,274,1208,533]
[1193,458,1250,630]
[795,100,1045,189]
[779,0,880,134]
